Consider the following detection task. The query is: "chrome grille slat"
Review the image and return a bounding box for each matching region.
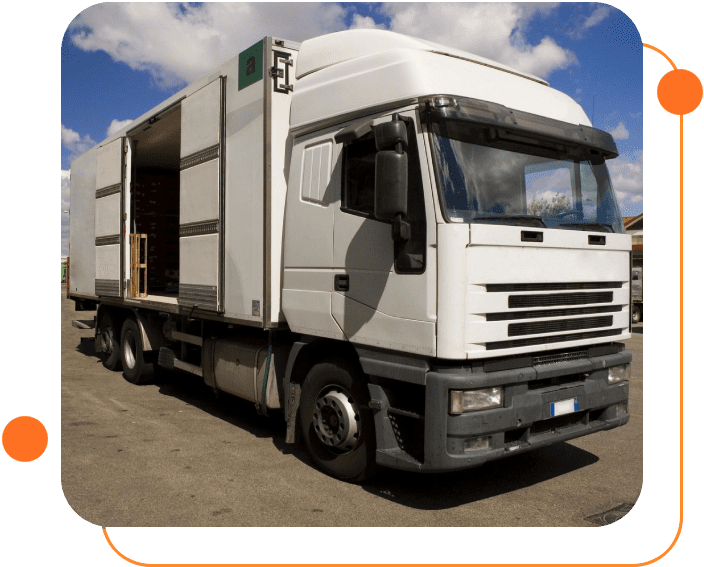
[487,305,621,321]
[509,292,613,308]
[487,282,622,292]
[508,315,613,337]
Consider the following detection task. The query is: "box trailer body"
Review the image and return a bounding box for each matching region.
[69,30,632,481]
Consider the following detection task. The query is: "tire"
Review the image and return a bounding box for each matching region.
[97,310,121,371]
[631,304,642,324]
[120,318,155,385]
[298,358,378,482]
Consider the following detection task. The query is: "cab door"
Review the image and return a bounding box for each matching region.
[331,110,436,356]
[94,137,126,297]
[178,77,224,312]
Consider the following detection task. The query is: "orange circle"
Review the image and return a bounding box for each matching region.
[657,69,703,115]
[2,416,48,462]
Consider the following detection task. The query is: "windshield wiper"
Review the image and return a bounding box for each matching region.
[558,222,615,233]
[471,215,547,228]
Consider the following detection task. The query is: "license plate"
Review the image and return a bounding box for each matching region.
[551,398,579,417]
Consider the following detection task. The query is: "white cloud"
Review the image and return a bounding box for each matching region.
[67,3,578,85]
[62,124,96,163]
[380,3,576,79]
[610,122,630,140]
[68,3,348,88]
[607,153,643,216]
[107,119,134,138]
[62,170,71,256]
[567,5,612,39]
[583,6,612,30]
[349,14,386,30]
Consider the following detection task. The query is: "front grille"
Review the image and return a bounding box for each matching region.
[533,350,588,366]
[487,282,622,292]
[508,316,613,337]
[509,292,613,308]
[487,305,621,321]
[486,329,621,350]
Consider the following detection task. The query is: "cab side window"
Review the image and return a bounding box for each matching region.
[341,120,427,274]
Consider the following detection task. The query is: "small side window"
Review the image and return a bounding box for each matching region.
[342,136,377,217]
[340,120,427,274]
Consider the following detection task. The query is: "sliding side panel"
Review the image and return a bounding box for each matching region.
[94,138,124,297]
[179,77,224,312]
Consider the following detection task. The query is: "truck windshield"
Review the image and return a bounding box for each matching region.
[429,123,624,233]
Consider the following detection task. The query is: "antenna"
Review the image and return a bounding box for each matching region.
[592,95,595,125]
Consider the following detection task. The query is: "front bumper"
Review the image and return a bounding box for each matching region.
[369,346,631,472]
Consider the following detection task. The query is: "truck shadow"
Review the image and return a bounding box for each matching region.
[155,372,285,440]
[359,443,599,510]
[154,372,600,510]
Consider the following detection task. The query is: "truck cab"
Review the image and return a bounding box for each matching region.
[281,30,631,478]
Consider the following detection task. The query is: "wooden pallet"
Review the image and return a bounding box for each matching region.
[130,234,148,298]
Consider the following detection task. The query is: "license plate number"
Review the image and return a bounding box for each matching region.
[551,398,579,417]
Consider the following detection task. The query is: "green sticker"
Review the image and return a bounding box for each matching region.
[238,39,264,91]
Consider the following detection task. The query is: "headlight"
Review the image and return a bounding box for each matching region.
[608,364,631,384]
[450,387,503,414]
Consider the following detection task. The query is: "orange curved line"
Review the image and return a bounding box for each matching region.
[103,528,149,566]
[643,43,677,70]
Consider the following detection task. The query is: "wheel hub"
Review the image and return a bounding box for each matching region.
[312,388,359,451]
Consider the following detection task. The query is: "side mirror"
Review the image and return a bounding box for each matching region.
[374,115,410,241]
[375,151,408,220]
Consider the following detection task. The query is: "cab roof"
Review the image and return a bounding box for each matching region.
[296,29,549,86]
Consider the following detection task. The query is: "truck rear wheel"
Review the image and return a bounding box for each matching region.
[98,311,121,371]
[299,359,378,482]
[120,318,155,385]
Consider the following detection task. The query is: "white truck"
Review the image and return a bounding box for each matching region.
[68,30,632,482]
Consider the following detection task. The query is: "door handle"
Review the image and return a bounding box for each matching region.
[334,274,349,292]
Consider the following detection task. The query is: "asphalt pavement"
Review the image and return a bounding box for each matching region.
[61,287,643,527]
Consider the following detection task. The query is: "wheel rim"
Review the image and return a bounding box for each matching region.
[101,324,114,354]
[123,330,136,369]
[312,387,360,452]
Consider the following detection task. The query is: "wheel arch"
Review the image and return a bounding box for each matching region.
[96,304,165,353]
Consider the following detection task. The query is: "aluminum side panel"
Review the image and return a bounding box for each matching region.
[179,234,219,286]
[181,79,222,157]
[96,139,123,189]
[224,67,265,322]
[180,160,219,225]
[179,77,222,311]
[95,193,121,238]
[68,149,96,296]
[95,244,121,282]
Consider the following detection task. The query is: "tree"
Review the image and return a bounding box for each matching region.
[528,194,572,216]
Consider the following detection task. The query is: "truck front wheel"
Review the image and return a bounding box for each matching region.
[299,359,378,482]
[120,318,155,385]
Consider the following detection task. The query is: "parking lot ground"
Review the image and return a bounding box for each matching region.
[62,288,643,527]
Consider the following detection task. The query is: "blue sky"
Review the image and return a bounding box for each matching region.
[61,3,644,254]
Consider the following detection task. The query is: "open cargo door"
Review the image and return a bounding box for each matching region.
[94,137,125,297]
[179,77,224,312]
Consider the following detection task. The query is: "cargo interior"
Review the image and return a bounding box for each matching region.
[129,106,181,298]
